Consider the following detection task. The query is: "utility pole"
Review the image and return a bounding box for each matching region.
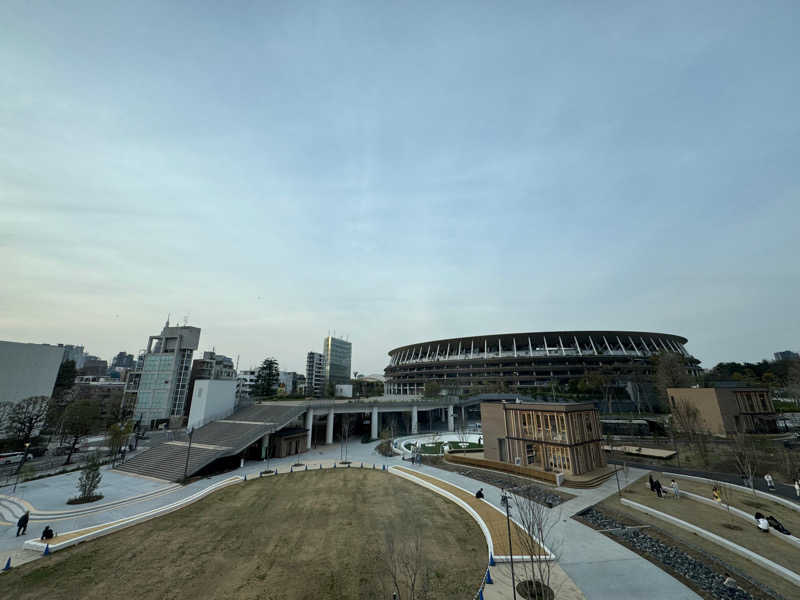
[183,427,194,483]
[501,489,518,600]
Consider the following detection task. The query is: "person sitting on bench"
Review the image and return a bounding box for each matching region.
[41,526,54,541]
[754,512,769,532]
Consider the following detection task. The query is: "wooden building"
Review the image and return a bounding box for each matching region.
[481,401,605,476]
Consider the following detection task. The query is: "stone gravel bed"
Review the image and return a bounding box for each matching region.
[575,506,789,600]
[423,457,570,507]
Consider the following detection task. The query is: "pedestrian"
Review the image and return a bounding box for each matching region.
[671,479,680,499]
[475,488,485,499]
[654,479,663,498]
[712,486,721,502]
[764,473,775,491]
[648,473,655,492]
[16,511,29,537]
[40,526,54,541]
[794,479,800,498]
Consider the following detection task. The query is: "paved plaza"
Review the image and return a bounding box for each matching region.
[1,438,701,600]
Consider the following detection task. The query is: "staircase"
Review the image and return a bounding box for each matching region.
[563,467,620,489]
[0,495,27,522]
[115,444,223,482]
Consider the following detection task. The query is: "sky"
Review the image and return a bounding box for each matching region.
[1,1,798,375]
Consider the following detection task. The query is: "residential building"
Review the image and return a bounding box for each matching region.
[323,336,352,388]
[774,350,799,361]
[306,352,324,397]
[352,375,384,398]
[667,387,778,436]
[122,320,201,429]
[186,352,236,415]
[278,371,304,396]
[0,340,65,404]
[236,369,257,404]
[57,344,87,369]
[80,356,109,377]
[481,401,606,476]
[111,352,136,369]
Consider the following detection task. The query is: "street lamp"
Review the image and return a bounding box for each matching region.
[13,442,31,493]
[501,489,518,600]
[182,427,194,483]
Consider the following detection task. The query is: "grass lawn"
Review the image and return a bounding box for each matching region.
[662,472,800,534]
[1,469,487,600]
[597,478,800,599]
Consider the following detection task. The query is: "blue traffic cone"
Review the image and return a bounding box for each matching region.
[479,589,484,600]
[3,557,10,571]
[489,553,495,566]
[290,466,293,473]
[333,463,336,468]
[43,544,50,556]
[485,569,493,584]
[305,464,308,471]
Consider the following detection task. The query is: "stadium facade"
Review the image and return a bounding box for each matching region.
[384,331,700,404]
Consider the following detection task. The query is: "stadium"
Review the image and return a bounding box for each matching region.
[385,330,701,407]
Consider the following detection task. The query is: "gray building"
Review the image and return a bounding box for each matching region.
[122,320,201,428]
[323,336,352,388]
[57,344,86,369]
[306,352,324,397]
[0,340,66,404]
[236,369,257,404]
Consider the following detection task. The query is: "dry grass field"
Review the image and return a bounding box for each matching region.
[0,469,487,600]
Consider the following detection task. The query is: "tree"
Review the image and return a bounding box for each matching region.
[252,357,279,397]
[671,399,709,466]
[654,352,693,408]
[731,433,760,494]
[325,382,336,398]
[377,526,432,600]
[5,396,49,445]
[62,399,102,465]
[0,400,13,436]
[75,453,103,501]
[509,488,560,600]
[107,420,134,466]
[53,360,77,398]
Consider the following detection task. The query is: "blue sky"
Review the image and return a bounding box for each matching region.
[1,1,798,374]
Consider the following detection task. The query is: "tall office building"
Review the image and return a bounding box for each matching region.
[122,320,201,428]
[306,351,324,397]
[323,336,352,388]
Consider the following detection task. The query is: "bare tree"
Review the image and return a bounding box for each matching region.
[671,399,709,466]
[6,396,49,444]
[378,526,432,600]
[0,400,13,435]
[509,488,561,600]
[731,434,760,495]
[655,352,693,408]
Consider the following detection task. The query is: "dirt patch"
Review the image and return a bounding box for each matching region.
[1,470,487,600]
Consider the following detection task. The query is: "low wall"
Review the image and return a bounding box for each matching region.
[621,498,800,586]
[445,453,558,484]
[663,472,800,513]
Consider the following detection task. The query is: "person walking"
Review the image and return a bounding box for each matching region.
[671,479,680,499]
[764,473,775,491]
[654,479,663,498]
[648,473,655,492]
[16,511,29,537]
[794,479,800,498]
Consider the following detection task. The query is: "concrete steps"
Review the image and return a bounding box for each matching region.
[115,444,220,482]
[0,496,27,521]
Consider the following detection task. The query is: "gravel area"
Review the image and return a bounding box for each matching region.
[575,506,790,600]
[423,456,573,507]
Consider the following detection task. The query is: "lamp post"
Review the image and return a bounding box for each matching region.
[501,489,518,600]
[13,442,31,493]
[182,427,194,483]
